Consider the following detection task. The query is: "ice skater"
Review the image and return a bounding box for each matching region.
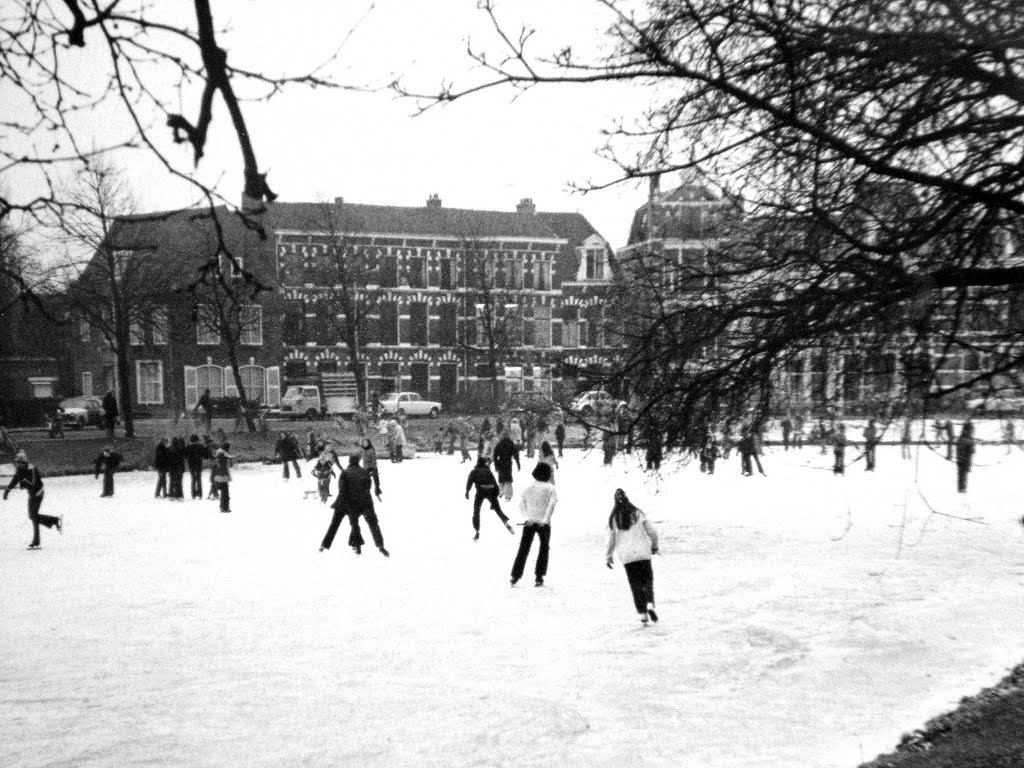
[832,424,847,475]
[94,446,123,497]
[320,452,389,557]
[361,438,383,500]
[212,442,234,512]
[554,421,566,458]
[310,452,336,504]
[153,437,170,497]
[509,462,557,588]
[492,428,521,500]
[538,440,559,481]
[956,421,975,494]
[465,456,514,540]
[863,419,878,471]
[901,419,913,460]
[605,488,660,624]
[275,431,302,479]
[167,436,186,499]
[184,434,207,499]
[4,451,61,549]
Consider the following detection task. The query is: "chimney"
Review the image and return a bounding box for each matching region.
[516,197,536,215]
[334,196,344,205]
[426,193,442,209]
[648,173,661,202]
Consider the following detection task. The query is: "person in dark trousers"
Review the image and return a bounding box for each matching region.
[492,429,521,501]
[863,419,878,471]
[699,433,718,474]
[184,434,207,499]
[212,442,233,512]
[602,429,618,465]
[101,390,118,437]
[605,488,660,624]
[311,452,336,504]
[944,420,956,460]
[956,421,975,494]
[4,451,61,549]
[737,430,756,476]
[510,462,557,587]
[361,438,382,500]
[154,437,170,498]
[781,417,792,451]
[275,431,302,479]
[320,453,389,557]
[203,434,219,499]
[644,423,662,471]
[554,421,566,458]
[194,388,213,433]
[832,424,847,475]
[465,456,514,540]
[167,436,186,499]
[94,446,123,497]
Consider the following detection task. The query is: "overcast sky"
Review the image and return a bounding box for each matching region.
[5,0,663,249]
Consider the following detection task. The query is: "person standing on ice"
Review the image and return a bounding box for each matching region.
[153,437,170,498]
[167,436,186,499]
[509,417,523,452]
[554,420,566,459]
[538,440,559,481]
[212,442,234,513]
[832,423,847,475]
[184,434,207,499]
[605,488,660,624]
[4,450,61,549]
[465,456,514,540]
[320,452,389,557]
[275,431,302,479]
[863,418,878,472]
[955,421,976,494]
[310,452,336,504]
[509,462,557,587]
[101,389,118,437]
[901,419,913,460]
[94,446,123,497]
[360,438,383,500]
[492,429,521,501]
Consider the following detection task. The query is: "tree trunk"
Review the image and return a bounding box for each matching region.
[225,343,256,433]
[115,339,135,439]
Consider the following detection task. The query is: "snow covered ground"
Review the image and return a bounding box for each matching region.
[3,440,1024,768]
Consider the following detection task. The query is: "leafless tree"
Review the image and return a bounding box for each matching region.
[402,0,1024,447]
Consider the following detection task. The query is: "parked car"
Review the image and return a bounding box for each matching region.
[379,392,442,418]
[58,396,105,429]
[507,391,560,419]
[273,374,359,420]
[965,394,1024,414]
[569,390,625,419]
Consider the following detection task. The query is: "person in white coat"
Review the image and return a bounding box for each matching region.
[510,462,557,587]
[605,488,660,624]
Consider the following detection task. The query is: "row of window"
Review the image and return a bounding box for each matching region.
[79,305,265,347]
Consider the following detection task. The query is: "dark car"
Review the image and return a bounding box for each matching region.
[205,396,264,417]
[58,396,105,429]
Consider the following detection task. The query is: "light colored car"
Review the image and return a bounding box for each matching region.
[379,392,442,418]
[570,390,625,419]
[59,396,104,429]
[965,395,1024,414]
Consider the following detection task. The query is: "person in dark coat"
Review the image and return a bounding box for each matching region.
[737,431,756,476]
[832,424,847,475]
[320,453,389,557]
[153,438,170,498]
[194,388,213,433]
[863,419,878,471]
[699,433,719,474]
[4,450,61,549]
[944,419,956,460]
[602,429,617,466]
[492,429,521,501]
[101,390,118,437]
[956,421,975,494]
[184,434,207,499]
[203,434,219,499]
[554,421,566,458]
[465,456,514,540]
[167,437,186,499]
[781,416,792,451]
[275,431,302,479]
[94,446,123,497]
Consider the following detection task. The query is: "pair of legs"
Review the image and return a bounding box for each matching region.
[28,493,60,547]
[100,471,115,497]
[155,470,168,497]
[321,506,388,555]
[865,445,876,471]
[282,459,301,479]
[168,472,184,498]
[833,451,845,474]
[510,522,550,585]
[473,489,512,537]
[957,464,970,493]
[217,482,230,512]
[189,469,203,499]
[623,559,658,622]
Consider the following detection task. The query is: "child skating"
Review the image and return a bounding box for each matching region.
[605,488,660,624]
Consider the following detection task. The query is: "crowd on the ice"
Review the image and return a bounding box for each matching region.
[3,398,1019,624]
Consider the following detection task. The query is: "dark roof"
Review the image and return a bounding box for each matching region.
[535,212,602,248]
[626,183,733,245]
[266,202,563,240]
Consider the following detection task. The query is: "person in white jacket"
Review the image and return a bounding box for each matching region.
[605,488,660,624]
[510,462,558,587]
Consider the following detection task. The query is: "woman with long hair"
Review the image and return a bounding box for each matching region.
[538,441,559,481]
[605,488,660,624]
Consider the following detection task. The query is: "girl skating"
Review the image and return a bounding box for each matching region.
[605,488,660,624]
[465,457,514,540]
[4,451,61,549]
[510,462,557,587]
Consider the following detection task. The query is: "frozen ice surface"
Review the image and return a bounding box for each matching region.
[3,443,1024,767]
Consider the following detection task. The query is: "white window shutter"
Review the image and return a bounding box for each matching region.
[266,366,281,406]
[135,361,144,405]
[223,367,239,398]
[184,366,198,408]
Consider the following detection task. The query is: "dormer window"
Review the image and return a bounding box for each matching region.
[585,248,606,280]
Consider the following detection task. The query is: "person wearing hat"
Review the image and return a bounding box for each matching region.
[4,451,61,549]
[94,446,124,497]
[320,452,389,557]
